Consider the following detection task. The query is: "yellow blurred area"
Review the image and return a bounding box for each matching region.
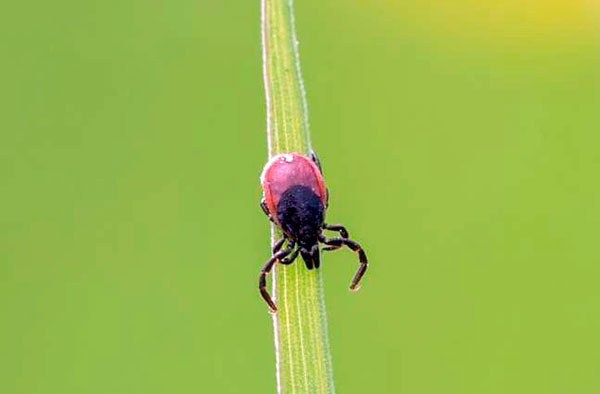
[369,0,600,46]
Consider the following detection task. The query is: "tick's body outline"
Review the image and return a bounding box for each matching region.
[259,152,368,313]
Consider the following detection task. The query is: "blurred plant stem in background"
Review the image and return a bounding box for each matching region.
[261,0,335,393]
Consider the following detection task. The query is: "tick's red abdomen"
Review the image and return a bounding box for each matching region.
[260,152,327,221]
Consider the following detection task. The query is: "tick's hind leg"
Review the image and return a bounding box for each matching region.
[259,245,294,313]
[319,234,368,291]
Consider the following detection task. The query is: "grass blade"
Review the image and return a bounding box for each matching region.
[261,0,336,393]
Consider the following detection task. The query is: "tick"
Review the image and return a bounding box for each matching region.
[259,151,368,312]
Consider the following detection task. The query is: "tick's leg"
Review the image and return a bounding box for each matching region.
[274,239,295,257]
[321,223,349,251]
[310,151,329,207]
[260,198,270,216]
[310,150,323,175]
[323,223,349,239]
[259,246,293,313]
[272,236,286,254]
[260,198,275,223]
[280,245,300,265]
[319,235,368,291]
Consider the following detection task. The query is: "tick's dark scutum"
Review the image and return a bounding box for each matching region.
[276,184,324,248]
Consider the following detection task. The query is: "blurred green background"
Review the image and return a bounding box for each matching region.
[2,0,600,393]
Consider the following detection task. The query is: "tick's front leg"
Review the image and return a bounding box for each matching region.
[258,245,294,313]
[319,234,368,291]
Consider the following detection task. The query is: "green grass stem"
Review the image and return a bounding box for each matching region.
[261,0,335,393]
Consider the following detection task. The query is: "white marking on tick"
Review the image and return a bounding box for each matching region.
[283,154,294,163]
